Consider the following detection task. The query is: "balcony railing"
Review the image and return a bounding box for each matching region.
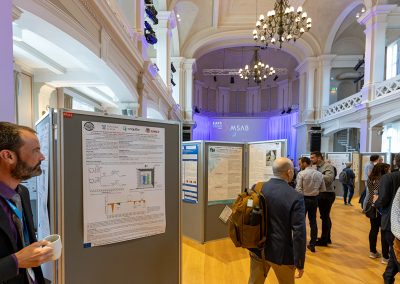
[322,91,363,118]
[375,74,400,99]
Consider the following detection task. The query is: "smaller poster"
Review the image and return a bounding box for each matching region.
[248,142,283,188]
[182,144,199,203]
[326,153,352,179]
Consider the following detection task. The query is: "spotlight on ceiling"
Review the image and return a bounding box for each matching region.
[281,109,286,115]
[213,75,217,82]
[273,75,279,81]
[286,107,292,114]
[230,76,235,84]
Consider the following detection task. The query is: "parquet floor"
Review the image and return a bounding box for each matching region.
[182,199,400,283]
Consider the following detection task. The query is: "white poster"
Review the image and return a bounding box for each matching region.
[248,142,282,188]
[326,153,351,179]
[35,118,52,280]
[208,145,242,205]
[82,121,165,247]
[182,144,199,203]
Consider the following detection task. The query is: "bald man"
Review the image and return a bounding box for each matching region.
[248,158,306,284]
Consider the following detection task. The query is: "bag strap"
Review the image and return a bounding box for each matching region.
[252,182,265,194]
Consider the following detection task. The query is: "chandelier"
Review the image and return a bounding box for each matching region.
[253,0,312,48]
[238,49,275,84]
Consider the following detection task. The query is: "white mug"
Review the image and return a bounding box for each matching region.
[44,234,62,260]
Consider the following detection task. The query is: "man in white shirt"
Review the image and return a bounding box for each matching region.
[296,157,326,252]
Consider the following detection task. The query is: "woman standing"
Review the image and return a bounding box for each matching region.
[366,163,391,263]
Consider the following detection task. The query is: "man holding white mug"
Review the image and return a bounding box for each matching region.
[0,122,54,284]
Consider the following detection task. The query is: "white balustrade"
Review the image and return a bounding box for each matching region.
[322,91,363,118]
[375,74,400,99]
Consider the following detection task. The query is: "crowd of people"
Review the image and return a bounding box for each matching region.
[248,151,400,284]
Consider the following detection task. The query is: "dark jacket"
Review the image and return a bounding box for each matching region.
[261,178,306,269]
[375,171,400,231]
[0,185,45,284]
[343,167,355,186]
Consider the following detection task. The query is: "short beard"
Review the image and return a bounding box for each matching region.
[11,153,42,181]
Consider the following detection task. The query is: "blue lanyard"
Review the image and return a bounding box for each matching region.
[0,196,31,247]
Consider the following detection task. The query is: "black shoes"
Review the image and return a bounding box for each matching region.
[307,245,316,253]
[315,239,328,246]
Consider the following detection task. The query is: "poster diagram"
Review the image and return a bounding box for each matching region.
[248,142,282,188]
[208,145,242,205]
[326,153,351,179]
[82,121,165,247]
[182,144,199,203]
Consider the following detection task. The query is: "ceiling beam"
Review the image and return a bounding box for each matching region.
[13,40,66,74]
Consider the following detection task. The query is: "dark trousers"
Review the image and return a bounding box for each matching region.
[342,184,354,204]
[382,230,399,284]
[369,215,388,258]
[318,192,336,243]
[304,196,318,246]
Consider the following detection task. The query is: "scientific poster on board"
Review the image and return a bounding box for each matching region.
[248,142,282,188]
[82,121,165,247]
[35,117,52,280]
[208,145,242,205]
[182,144,199,203]
[326,153,351,179]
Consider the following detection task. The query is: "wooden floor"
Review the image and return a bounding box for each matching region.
[182,199,400,283]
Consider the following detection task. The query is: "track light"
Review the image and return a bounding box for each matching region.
[230,76,235,84]
[281,109,286,115]
[171,78,176,86]
[213,75,217,82]
[286,107,292,114]
[273,75,279,81]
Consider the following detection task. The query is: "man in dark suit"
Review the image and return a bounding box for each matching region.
[375,153,400,283]
[0,122,53,284]
[248,157,306,284]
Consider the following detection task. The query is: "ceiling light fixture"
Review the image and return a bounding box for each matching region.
[253,0,312,48]
[238,48,275,84]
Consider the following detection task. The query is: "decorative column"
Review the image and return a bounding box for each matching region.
[246,87,260,114]
[276,79,289,110]
[296,57,318,122]
[0,2,16,122]
[182,58,196,121]
[318,54,336,118]
[155,11,172,88]
[194,80,204,110]
[358,5,397,101]
[171,57,184,105]
[218,87,230,114]
[137,73,148,118]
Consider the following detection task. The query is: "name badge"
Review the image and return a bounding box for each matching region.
[247,199,254,207]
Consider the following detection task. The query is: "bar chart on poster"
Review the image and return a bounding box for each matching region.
[82,121,166,247]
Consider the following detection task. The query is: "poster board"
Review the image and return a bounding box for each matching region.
[325,152,352,179]
[360,152,388,181]
[248,140,287,188]
[35,112,54,281]
[204,142,245,242]
[55,110,181,284]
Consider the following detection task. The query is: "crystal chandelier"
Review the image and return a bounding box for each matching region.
[238,49,275,84]
[253,0,312,48]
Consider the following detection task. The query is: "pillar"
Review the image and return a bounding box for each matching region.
[155,11,171,88]
[218,87,230,114]
[296,58,317,122]
[183,58,196,121]
[0,1,16,122]
[318,54,336,118]
[171,57,184,105]
[358,5,397,100]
